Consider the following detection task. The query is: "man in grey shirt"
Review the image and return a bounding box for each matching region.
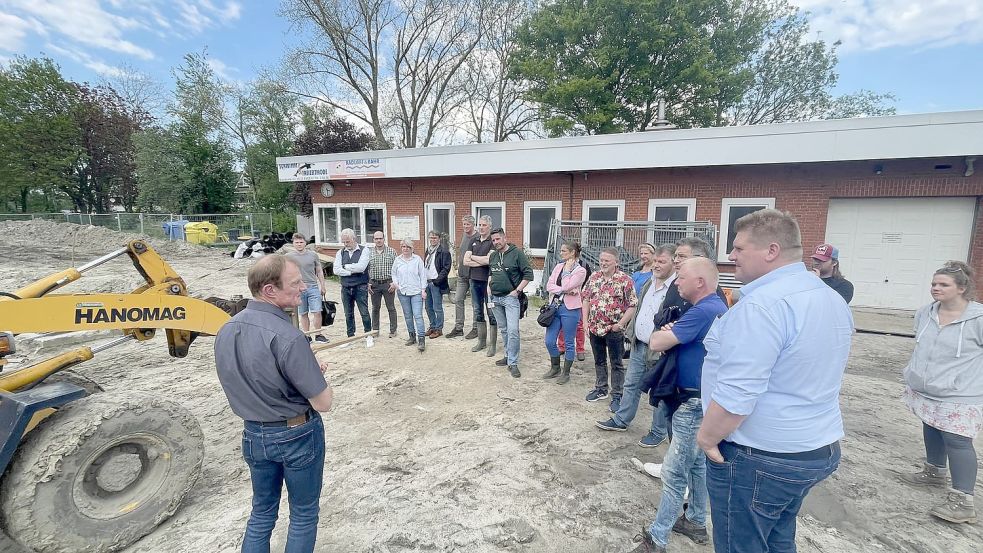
[215,255,333,553]
[284,233,328,342]
[446,215,478,339]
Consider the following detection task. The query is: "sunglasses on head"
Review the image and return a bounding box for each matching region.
[937,266,964,274]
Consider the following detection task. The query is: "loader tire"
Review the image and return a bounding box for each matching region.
[0,392,204,553]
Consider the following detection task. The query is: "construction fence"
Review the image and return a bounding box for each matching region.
[539,219,719,297]
[0,212,275,244]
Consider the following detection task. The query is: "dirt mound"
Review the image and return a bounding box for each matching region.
[0,219,213,259]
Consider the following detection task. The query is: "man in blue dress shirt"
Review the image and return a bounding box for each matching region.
[697,209,854,553]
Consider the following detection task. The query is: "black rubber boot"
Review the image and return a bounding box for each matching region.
[486,324,498,357]
[542,356,561,379]
[471,323,486,352]
[556,359,573,385]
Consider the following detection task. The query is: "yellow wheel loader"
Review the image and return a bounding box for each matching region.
[0,240,232,553]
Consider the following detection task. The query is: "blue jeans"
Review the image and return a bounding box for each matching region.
[397,292,426,338]
[612,340,669,439]
[706,440,841,553]
[341,283,371,337]
[648,398,707,546]
[491,294,521,366]
[241,414,325,553]
[425,282,445,331]
[544,304,580,361]
[470,280,496,325]
[297,286,321,315]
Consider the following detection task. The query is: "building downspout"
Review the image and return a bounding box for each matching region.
[568,172,575,219]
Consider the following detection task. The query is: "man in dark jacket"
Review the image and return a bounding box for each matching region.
[810,243,854,303]
[424,230,453,338]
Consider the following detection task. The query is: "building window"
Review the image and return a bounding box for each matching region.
[582,200,625,248]
[314,203,386,245]
[718,197,775,262]
[425,203,455,245]
[523,201,562,256]
[472,201,506,230]
[648,198,696,222]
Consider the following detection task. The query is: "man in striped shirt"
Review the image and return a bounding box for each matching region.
[368,231,398,338]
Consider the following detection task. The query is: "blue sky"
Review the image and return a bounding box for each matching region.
[1,0,982,118]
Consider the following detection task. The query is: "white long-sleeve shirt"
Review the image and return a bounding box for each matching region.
[391,254,428,296]
[333,244,371,277]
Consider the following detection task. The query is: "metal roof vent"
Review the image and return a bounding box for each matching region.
[645,98,677,131]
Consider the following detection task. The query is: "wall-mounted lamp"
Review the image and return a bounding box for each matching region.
[873,164,884,175]
[965,156,976,177]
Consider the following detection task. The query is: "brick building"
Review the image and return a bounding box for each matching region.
[277,110,983,310]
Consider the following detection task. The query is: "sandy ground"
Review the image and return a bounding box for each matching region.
[0,220,980,553]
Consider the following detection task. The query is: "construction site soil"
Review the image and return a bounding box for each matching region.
[1,220,979,553]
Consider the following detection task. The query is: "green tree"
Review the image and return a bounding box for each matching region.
[169,52,238,213]
[512,0,763,134]
[512,0,895,134]
[0,56,82,212]
[134,127,190,213]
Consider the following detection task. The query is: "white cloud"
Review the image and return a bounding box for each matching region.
[0,0,245,63]
[0,12,32,51]
[7,0,155,59]
[792,0,983,52]
[45,43,124,77]
[206,56,236,80]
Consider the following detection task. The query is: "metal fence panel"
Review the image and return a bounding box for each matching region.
[539,219,718,297]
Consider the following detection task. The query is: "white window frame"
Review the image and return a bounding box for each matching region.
[523,200,562,256]
[647,198,696,222]
[424,202,455,246]
[313,202,387,246]
[472,201,506,231]
[581,199,626,245]
[718,197,776,262]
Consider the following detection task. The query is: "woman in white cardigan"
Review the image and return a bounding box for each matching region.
[392,238,429,351]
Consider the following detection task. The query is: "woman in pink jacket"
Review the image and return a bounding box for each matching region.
[543,241,588,384]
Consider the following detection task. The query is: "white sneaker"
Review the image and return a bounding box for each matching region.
[630,458,662,479]
[366,336,375,348]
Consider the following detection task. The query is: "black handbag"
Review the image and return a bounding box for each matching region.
[537,297,561,327]
[321,300,337,326]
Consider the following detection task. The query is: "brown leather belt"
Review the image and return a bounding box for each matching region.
[257,411,311,428]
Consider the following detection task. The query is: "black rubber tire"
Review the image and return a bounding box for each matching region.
[0,392,204,553]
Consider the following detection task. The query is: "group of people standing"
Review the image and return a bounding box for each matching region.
[215,208,981,553]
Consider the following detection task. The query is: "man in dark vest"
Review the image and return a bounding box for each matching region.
[334,227,373,337]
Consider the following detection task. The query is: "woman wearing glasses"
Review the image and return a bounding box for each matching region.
[900,261,983,524]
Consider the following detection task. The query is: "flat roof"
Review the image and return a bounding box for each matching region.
[276,110,983,182]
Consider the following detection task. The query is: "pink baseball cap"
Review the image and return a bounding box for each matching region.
[811,244,838,262]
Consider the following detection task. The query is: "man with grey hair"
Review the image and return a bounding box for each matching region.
[697,209,852,553]
[333,228,373,337]
[447,215,479,339]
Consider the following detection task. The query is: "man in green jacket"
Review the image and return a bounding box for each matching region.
[488,227,534,378]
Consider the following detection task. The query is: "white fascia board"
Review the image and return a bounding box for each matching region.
[276,110,983,182]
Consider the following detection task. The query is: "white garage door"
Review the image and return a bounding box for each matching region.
[825,198,976,310]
